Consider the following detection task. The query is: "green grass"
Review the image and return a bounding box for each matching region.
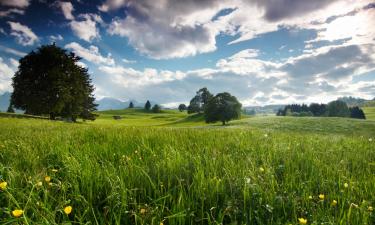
[0,114,374,224]
[363,107,375,120]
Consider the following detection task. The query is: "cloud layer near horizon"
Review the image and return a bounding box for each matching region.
[0,0,374,106]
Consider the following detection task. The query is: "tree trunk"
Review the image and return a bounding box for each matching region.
[50,113,55,120]
[222,121,225,125]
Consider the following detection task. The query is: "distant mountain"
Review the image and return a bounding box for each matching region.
[95,97,155,111]
[244,104,285,114]
[0,92,11,112]
[337,96,367,106]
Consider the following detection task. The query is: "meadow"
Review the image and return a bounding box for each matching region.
[0,109,375,224]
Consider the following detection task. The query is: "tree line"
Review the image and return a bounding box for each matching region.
[276,100,366,119]
[178,87,242,125]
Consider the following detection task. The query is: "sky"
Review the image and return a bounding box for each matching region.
[0,0,375,107]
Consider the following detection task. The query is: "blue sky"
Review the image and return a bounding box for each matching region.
[0,0,375,106]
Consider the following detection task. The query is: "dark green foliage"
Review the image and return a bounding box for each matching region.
[277,100,364,120]
[129,102,134,108]
[204,92,242,125]
[349,106,366,119]
[178,103,187,112]
[152,104,161,113]
[327,100,350,117]
[10,44,97,121]
[144,100,151,111]
[187,87,213,114]
[309,103,327,116]
[7,104,15,113]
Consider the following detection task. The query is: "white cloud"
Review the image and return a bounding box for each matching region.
[70,14,101,42]
[49,34,63,42]
[0,57,16,93]
[0,0,30,8]
[0,45,26,57]
[102,0,374,60]
[96,40,375,106]
[65,42,115,66]
[0,8,24,17]
[59,1,74,20]
[7,21,38,46]
[122,58,136,64]
[98,0,126,12]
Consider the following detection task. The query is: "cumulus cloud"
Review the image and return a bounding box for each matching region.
[59,1,74,20]
[0,0,30,8]
[95,40,375,106]
[0,57,16,93]
[0,8,24,17]
[49,34,63,42]
[0,45,26,57]
[65,42,115,66]
[7,21,38,46]
[70,14,102,42]
[101,0,374,59]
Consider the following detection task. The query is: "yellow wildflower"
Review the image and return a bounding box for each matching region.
[331,200,337,206]
[12,209,23,218]
[64,206,72,215]
[368,206,373,212]
[160,222,164,225]
[140,208,146,214]
[44,176,51,182]
[0,181,7,190]
[36,181,43,187]
[308,196,313,200]
[259,167,265,172]
[344,183,348,188]
[298,217,307,224]
[319,194,325,200]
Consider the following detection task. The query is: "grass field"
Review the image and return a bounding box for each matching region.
[363,107,375,120]
[0,110,375,224]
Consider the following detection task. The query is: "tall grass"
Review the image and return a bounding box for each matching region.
[0,118,374,224]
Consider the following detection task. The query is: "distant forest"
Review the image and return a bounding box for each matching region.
[276,100,366,119]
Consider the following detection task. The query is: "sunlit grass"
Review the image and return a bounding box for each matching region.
[0,116,374,224]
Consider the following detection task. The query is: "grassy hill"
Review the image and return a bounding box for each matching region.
[363,107,375,120]
[0,112,374,224]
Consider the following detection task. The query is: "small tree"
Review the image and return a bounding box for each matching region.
[178,104,187,112]
[129,102,134,108]
[350,106,366,119]
[204,92,242,125]
[7,104,15,113]
[144,100,151,111]
[152,104,161,113]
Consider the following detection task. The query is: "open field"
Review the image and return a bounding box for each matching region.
[363,107,375,120]
[0,112,375,224]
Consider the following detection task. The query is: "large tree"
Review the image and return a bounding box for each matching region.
[129,101,134,108]
[10,44,97,121]
[204,92,242,125]
[187,87,213,114]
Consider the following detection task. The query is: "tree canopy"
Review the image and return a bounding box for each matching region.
[187,87,213,114]
[129,102,134,108]
[10,44,97,121]
[178,104,187,112]
[204,92,242,125]
[152,104,161,113]
[145,100,151,111]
